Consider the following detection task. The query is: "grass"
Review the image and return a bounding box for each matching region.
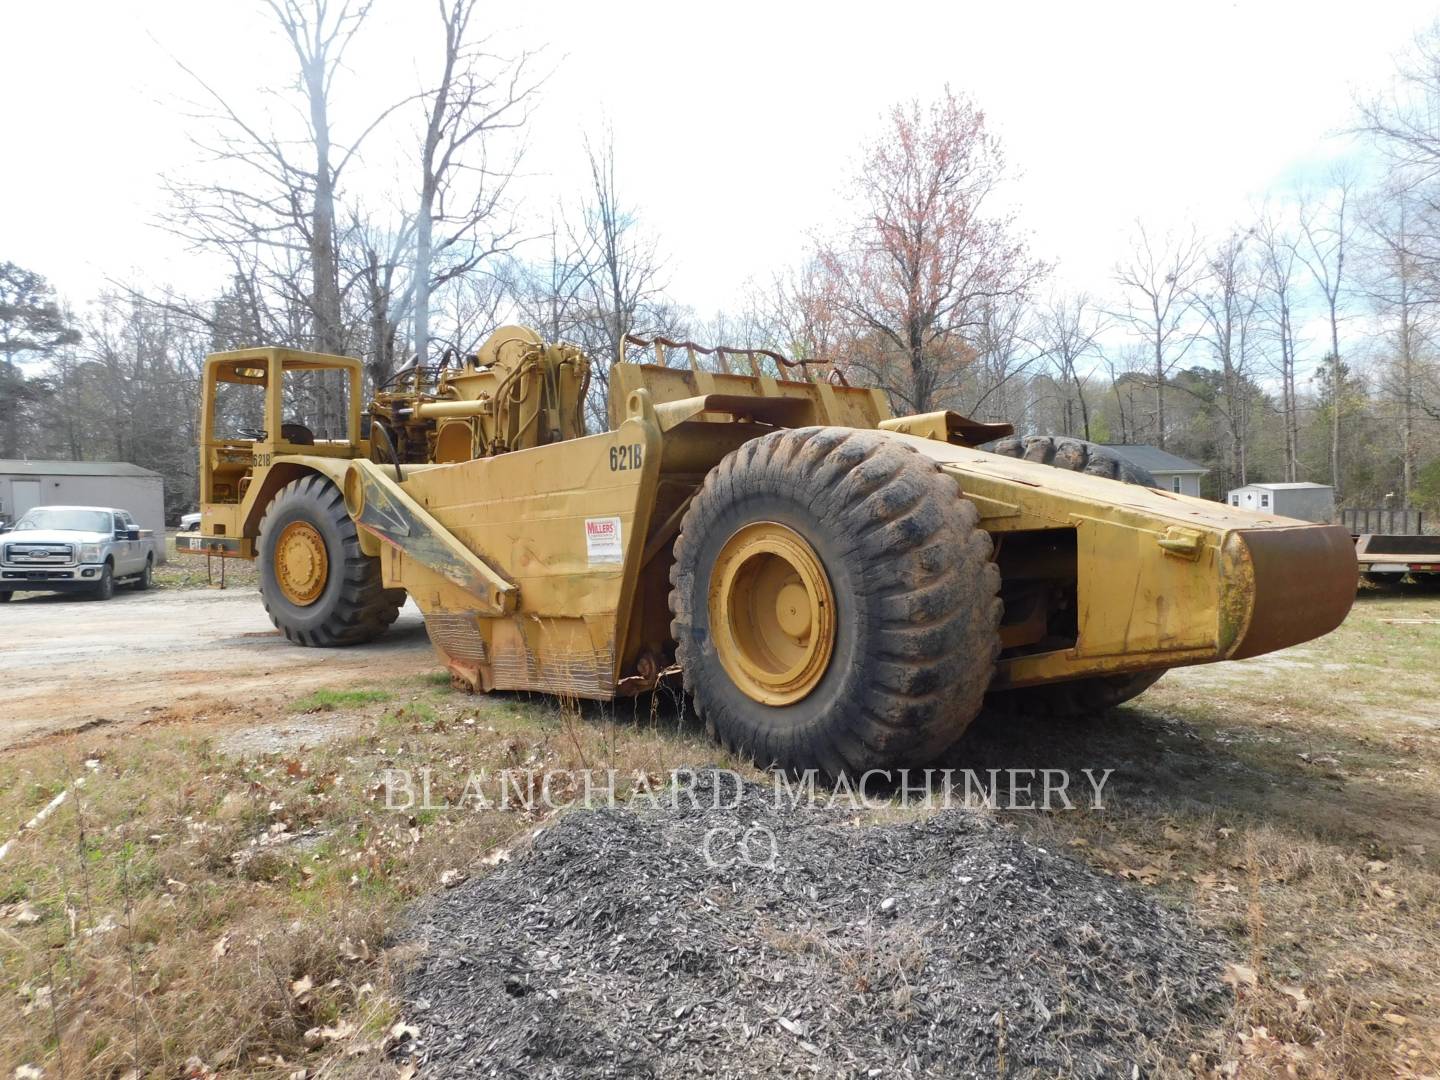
[1,587,1437,1077]
[291,688,391,713]
[950,588,1440,1077]
[0,687,733,1078]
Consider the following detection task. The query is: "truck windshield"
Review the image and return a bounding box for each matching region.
[14,508,113,533]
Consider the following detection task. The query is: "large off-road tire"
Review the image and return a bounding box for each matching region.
[986,433,1163,717]
[670,427,1002,776]
[258,475,402,646]
[989,434,1158,487]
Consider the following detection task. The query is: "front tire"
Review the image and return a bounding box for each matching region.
[92,563,115,601]
[258,475,401,646]
[0,591,11,602]
[670,427,1002,776]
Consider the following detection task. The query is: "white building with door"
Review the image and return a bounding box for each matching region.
[0,460,167,561]
[1226,482,1335,524]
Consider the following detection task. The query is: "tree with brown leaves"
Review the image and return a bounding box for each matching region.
[818,88,1042,414]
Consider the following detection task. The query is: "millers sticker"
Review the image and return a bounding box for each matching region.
[585,516,624,564]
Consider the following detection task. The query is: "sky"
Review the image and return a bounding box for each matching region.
[1,0,1435,325]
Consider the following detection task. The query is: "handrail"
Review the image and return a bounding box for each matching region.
[621,334,850,387]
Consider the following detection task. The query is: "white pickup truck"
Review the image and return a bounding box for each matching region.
[0,505,160,601]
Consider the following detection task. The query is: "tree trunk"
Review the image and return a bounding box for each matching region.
[306,59,342,356]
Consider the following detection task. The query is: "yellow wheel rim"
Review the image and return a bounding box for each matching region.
[709,522,836,705]
[275,521,328,606]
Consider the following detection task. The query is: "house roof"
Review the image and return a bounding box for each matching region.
[1100,444,1208,475]
[1232,482,1331,491]
[0,459,162,479]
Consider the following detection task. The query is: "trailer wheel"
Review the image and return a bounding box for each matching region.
[258,474,401,646]
[986,432,1164,716]
[1362,570,1405,587]
[670,427,1002,776]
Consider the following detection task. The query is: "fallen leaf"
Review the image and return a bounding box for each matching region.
[1365,860,1389,874]
[778,1017,806,1036]
[1223,963,1259,990]
[211,933,231,961]
[1279,985,1311,1012]
[290,976,314,1003]
[385,1021,420,1049]
[14,1065,44,1080]
[13,903,41,926]
[439,869,467,888]
[1384,1012,1409,1026]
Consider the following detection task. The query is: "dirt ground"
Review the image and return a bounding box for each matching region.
[3,584,1439,1077]
[0,586,432,749]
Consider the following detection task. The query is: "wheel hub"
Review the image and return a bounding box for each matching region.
[275,521,328,606]
[709,522,836,705]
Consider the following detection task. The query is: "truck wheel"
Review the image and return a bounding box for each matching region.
[989,434,1157,486]
[92,562,116,601]
[133,556,153,591]
[258,475,401,646]
[986,432,1163,716]
[670,427,1002,776]
[0,591,10,602]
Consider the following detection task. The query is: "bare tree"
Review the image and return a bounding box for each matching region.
[1363,183,1435,503]
[167,0,395,356]
[1295,171,1356,495]
[960,294,1042,426]
[817,87,1043,413]
[1190,230,1262,490]
[1255,213,1304,481]
[1112,222,1203,449]
[1356,23,1440,296]
[1035,293,1106,440]
[564,132,669,426]
[411,0,540,361]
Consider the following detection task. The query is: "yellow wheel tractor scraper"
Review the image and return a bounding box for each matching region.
[178,327,1356,775]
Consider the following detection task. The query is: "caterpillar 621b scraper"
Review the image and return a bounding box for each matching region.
[179,327,1356,775]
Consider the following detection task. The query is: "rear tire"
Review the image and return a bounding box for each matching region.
[0,591,10,602]
[986,433,1164,716]
[987,670,1166,720]
[670,427,1002,776]
[258,475,401,646]
[133,557,153,591]
[989,434,1157,487]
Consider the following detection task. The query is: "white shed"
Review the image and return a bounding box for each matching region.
[0,460,168,562]
[1227,482,1334,524]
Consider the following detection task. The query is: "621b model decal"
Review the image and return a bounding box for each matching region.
[609,443,643,471]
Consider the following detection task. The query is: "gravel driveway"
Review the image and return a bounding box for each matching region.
[1,586,431,748]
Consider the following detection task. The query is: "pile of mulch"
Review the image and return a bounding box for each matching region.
[399,772,1226,1078]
